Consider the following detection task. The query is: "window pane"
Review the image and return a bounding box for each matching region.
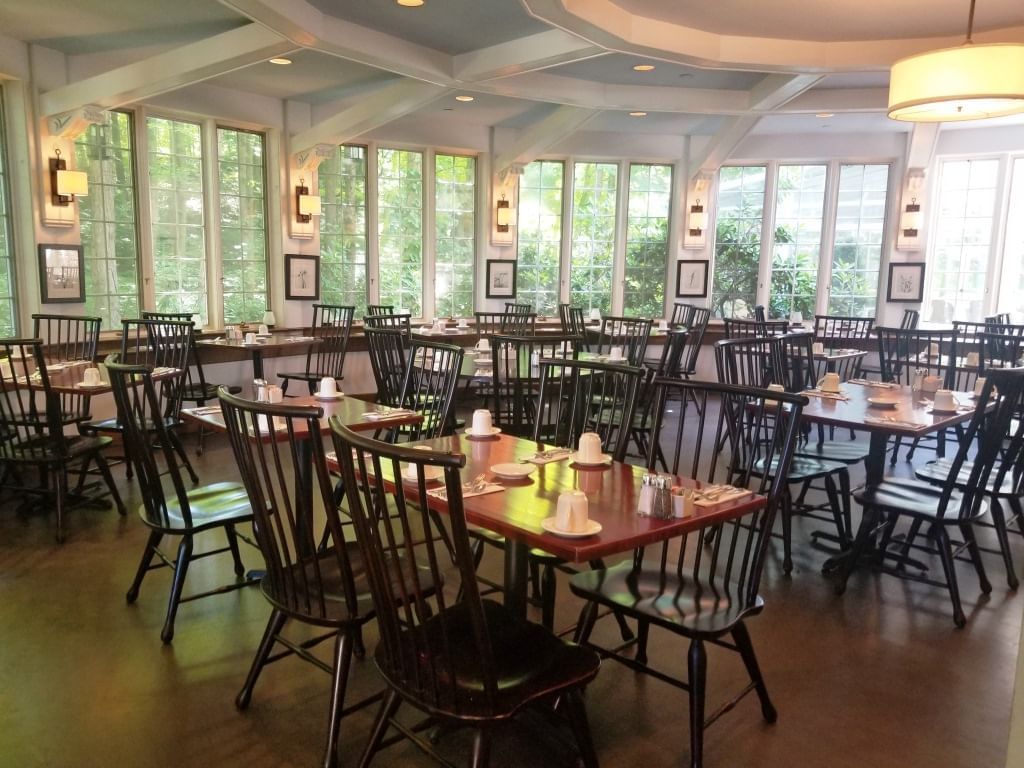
[769,164,826,318]
[0,95,14,335]
[377,148,423,316]
[516,160,563,315]
[712,166,766,318]
[925,158,999,322]
[999,158,1024,317]
[570,162,618,314]
[623,163,671,317]
[320,145,368,314]
[828,163,889,316]
[76,111,139,329]
[147,117,207,325]
[218,128,267,324]
[434,153,475,319]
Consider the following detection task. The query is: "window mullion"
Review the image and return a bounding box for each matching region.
[611,160,628,315]
[817,162,840,316]
[559,158,574,306]
[423,149,435,321]
[134,106,156,313]
[366,141,380,305]
[201,118,221,330]
[757,161,779,309]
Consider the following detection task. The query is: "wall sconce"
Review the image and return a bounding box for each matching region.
[50,149,88,206]
[901,198,921,238]
[295,178,321,223]
[496,194,512,232]
[688,199,706,237]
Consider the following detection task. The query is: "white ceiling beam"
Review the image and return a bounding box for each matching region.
[290,79,451,155]
[905,123,941,171]
[493,105,600,179]
[687,116,761,182]
[782,87,890,113]
[453,29,604,82]
[39,24,293,117]
[747,74,824,111]
[221,0,452,84]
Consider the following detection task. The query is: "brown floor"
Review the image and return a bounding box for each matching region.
[1,426,1021,768]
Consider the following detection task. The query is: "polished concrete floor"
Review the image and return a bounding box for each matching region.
[2,425,1022,768]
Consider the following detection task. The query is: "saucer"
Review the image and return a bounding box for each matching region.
[867,397,899,408]
[315,391,344,400]
[931,405,960,414]
[465,426,501,438]
[490,463,535,480]
[256,332,272,337]
[569,452,612,467]
[75,381,105,389]
[403,466,442,482]
[541,517,602,538]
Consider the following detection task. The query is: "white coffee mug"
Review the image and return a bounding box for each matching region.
[267,385,284,404]
[471,409,493,436]
[319,376,338,397]
[0,358,12,379]
[922,375,942,394]
[812,342,825,355]
[258,324,270,336]
[658,320,669,331]
[83,367,102,386]
[790,311,803,325]
[475,338,491,352]
[244,332,257,345]
[928,342,941,357]
[966,351,980,366]
[974,376,987,396]
[568,491,589,532]
[403,445,434,480]
[577,432,602,463]
[767,383,786,393]
[556,491,575,531]
[820,372,841,393]
[608,346,624,361]
[589,308,601,321]
[457,318,469,328]
[934,389,957,411]
[435,319,447,332]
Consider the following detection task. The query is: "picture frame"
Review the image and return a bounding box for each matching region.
[38,244,85,303]
[887,262,925,303]
[485,259,517,299]
[676,259,709,298]
[285,253,320,300]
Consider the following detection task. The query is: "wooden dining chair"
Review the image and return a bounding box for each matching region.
[107,356,255,642]
[678,307,710,380]
[32,313,101,431]
[363,312,411,339]
[0,338,125,542]
[570,379,806,768]
[365,327,408,408]
[901,308,920,329]
[723,317,789,339]
[399,337,464,440]
[219,391,384,768]
[278,304,355,395]
[329,421,601,768]
[670,302,694,327]
[813,314,874,344]
[366,304,394,316]
[838,368,1024,627]
[594,315,652,366]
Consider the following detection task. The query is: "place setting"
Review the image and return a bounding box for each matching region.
[541,489,601,538]
[75,366,106,389]
[314,376,344,400]
[802,372,850,401]
[464,408,501,439]
[569,432,612,468]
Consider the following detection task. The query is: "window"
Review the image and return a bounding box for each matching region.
[769,164,826,318]
[377,148,423,315]
[516,160,564,315]
[712,165,766,318]
[434,153,475,318]
[623,163,671,317]
[147,116,207,324]
[570,162,618,314]
[320,145,367,312]
[829,164,889,316]
[218,128,267,324]
[75,110,139,329]
[0,96,14,335]
[927,158,999,322]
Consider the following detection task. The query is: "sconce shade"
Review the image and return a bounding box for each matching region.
[496,194,512,232]
[901,200,922,237]
[295,179,321,223]
[688,202,706,237]
[50,149,88,206]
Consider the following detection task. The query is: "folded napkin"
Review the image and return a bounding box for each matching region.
[186,405,222,416]
[362,408,417,421]
[152,366,180,375]
[847,379,898,389]
[864,416,925,430]
[523,448,571,465]
[428,483,504,501]
[801,389,850,401]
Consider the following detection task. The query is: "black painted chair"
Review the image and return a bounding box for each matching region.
[363,312,411,339]
[593,315,652,366]
[570,379,806,768]
[366,304,394,316]
[107,356,254,643]
[330,421,601,768]
[32,313,101,430]
[365,327,408,409]
[670,302,694,327]
[278,304,355,395]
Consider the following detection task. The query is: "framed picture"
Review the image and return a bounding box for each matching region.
[676,259,709,298]
[38,244,85,303]
[485,259,517,299]
[887,262,925,303]
[285,253,320,300]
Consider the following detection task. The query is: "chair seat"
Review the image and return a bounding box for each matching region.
[795,440,869,464]
[84,415,180,433]
[138,481,252,533]
[377,598,599,719]
[569,560,764,637]
[755,455,847,481]
[915,458,1018,496]
[0,434,114,464]
[854,477,972,521]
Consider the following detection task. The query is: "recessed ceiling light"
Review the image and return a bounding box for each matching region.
[455,95,475,102]
[268,57,292,65]
[633,64,656,72]
[397,0,424,6]
[629,111,647,117]
[815,112,835,118]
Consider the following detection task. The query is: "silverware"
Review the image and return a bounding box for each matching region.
[519,448,570,463]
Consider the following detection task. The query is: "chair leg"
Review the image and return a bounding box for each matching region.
[127,530,163,603]
[93,451,126,516]
[54,464,68,544]
[470,728,491,768]
[236,609,288,709]
[780,489,794,575]
[959,521,992,594]
[358,690,401,768]
[280,378,290,396]
[836,505,878,595]
[933,525,967,628]
[574,600,600,645]
[890,436,902,466]
[563,689,600,768]
[540,563,556,630]
[225,525,246,577]
[322,631,355,768]
[687,638,708,768]
[161,536,193,644]
[837,469,852,546]
[823,474,845,545]
[988,500,1019,590]
[635,620,650,666]
[167,430,200,485]
[732,621,777,723]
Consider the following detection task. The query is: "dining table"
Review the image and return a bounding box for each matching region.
[196,333,321,379]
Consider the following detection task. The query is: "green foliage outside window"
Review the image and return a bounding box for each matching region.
[712,166,766,319]
[320,145,367,314]
[828,164,889,317]
[768,165,825,319]
[570,162,617,314]
[624,164,671,317]
[377,148,423,316]
[517,160,563,315]
[218,128,267,324]
[435,153,475,318]
[0,96,13,335]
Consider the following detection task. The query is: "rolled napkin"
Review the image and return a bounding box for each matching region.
[428,483,504,501]
[362,407,417,421]
[864,416,925,430]
[523,448,571,465]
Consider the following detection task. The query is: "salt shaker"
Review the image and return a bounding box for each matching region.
[651,475,673,520]
[254,377,268,402]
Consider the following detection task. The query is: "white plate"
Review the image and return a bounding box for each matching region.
[256,332,272,337]
[314,391,344,400]
[490,462,535,480]
[541,517,602,538]
[867,397,899,408]
[569,451,612,467]
[465,426,501,438]
[931,406,960,414]
[402,466,442,482]
[74,382,106,389]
